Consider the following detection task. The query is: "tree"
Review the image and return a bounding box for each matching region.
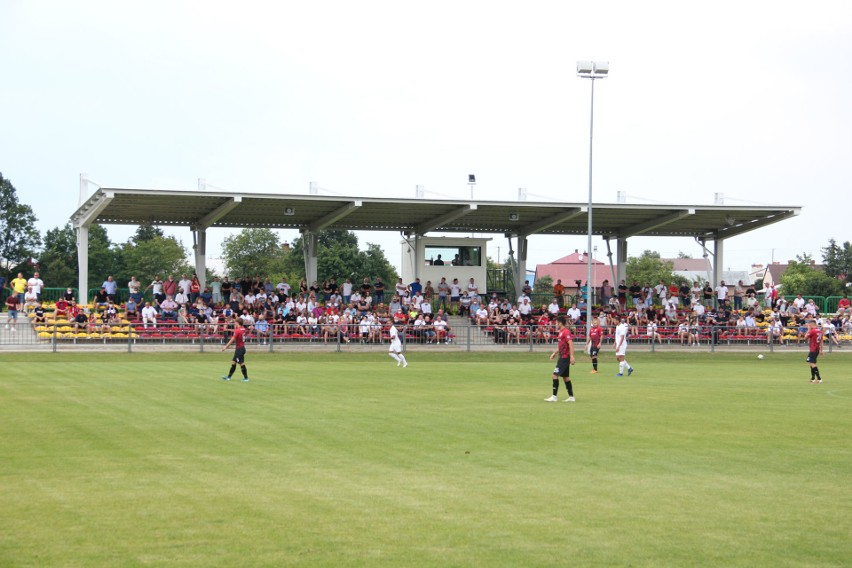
[280,229,398,285]
[39,223,78,287]
[116,234,192,288]
[532,275,553,296]
[822,238,852,284]
[222,228,289,277]
[132,223,165,244]
[87,225,119,290]
[625,250,685,286]
[0,172,41,274]
[780,259,842,297]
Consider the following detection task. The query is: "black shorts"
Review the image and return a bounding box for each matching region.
[552,357,571,378]
[232,347,247,364]
[806,351,819,364]
[589,345,600,358]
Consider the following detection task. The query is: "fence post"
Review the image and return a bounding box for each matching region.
[466,323,471,352]
[52,322,57,353]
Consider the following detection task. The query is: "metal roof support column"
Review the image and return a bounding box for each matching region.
[714,239,724,305]
[76,225,88,306]
[604,237,618,295]
[516,235,528,299]
[193,229,207,290]
[616,237,628,284]
[303,231,318,287]
[413,235,423,282]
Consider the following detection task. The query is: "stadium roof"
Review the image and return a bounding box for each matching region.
[71,187,800,241]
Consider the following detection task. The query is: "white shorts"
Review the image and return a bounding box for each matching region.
[389,339,402,353]
[615,343,627,357]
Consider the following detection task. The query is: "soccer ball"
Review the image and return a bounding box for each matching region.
[757,354,764,360]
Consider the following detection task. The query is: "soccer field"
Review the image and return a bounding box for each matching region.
[1,351,849,567]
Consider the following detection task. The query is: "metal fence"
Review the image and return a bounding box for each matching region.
[2,316,847,354]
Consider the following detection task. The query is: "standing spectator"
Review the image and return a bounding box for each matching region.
[147,275,165,305]
[466,278,479,299]
[617,279,628,311]
[102,275,118,302]
[190,275,201,303]
[600,279,613,308]
[11,272,28,305]
[373,277,385,304]
[436,277,450,312]
[715,281,729,308]
[395,278,408,299]
[5,293,20,330]
[128,276,143,305]
[163,275,178,300]
[655,280,668,307]
[409,278,423,298]
[28,272,45,302]
[177,274,192,299]
[0,273,6,308]
[702,281,714,308]
[221,277,234,303]
[733,280,745,310]
[211,276,223,305]
[553,279,566,307]
[449,278,462,313]
[341,278,353,306]
[628,281,642,309]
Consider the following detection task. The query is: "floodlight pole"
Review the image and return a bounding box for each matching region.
[577,61,608,340]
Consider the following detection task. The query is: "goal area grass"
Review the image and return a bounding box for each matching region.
[1,351,849,567]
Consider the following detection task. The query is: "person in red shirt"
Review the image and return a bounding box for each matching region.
[837,294,850,311]
[587,317,604,374]
[545,315,576,402]
[222,320,249,382]
[805,320,823,384]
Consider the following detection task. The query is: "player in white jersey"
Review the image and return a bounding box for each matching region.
[388,324,408,367]
[614,316,634,377]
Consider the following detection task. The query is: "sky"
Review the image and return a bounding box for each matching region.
[2,1,850,278]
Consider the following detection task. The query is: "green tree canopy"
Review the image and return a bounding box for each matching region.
[821,238,852,284]
[222,228,289,278]
[0,172,41,274]
[280,229,398,285]
[39,223,78,288]
[780,258,843,297]
[625,250,686,286]
[115,233,192,289]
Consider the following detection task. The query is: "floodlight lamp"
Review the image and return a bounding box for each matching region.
[577,61,594,75]
[593,61,609,76]
[468,174,476,184]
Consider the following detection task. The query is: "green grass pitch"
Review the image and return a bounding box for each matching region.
[1,350,849,567]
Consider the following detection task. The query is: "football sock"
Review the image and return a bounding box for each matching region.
[564,379,573,397]
[592,358,598,371]
[810,367,816,380]
[623,359,631,371]
[389,353,400,362]
[619,361,626,374]
[814,367,821,380]
[241,366,248,379]
[228,364,236,378]
[552,379,559,395]
[399,354,407,365]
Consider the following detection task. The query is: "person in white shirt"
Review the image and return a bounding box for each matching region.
[141,302,157,329]
[548,299,560,316]
[518,298,533,321]
[174,291,189,305]
[655,280,668,306]
[715,281,729,307]
[341,279,353,305]
[388,324,408,367]
[646,320,662,344]
[693,302,706,319]
[433,315,449,343]
[474,305,489,326]
[467,278,479,298]
[614,317,634,376]
[395,278,408,299]
[449,279,462,312]
[27,272,45,302]
[276,278,291,298]
[566,303,581,322]
[767,320,785,345]
[178,274,192,297]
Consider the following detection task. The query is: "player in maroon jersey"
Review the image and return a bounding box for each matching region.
[804,320,823,384]
[587,317,603,374]
[222,320,249,382]
[545,315,576,402]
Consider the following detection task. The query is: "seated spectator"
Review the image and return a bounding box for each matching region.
[54,297,70,320]
[767,320,785,345]
[547,299,560,316]
[62,287,75,302]
[32,303,47,325]
[93,288,109,308]
[518,298,533,323]
[566,303,581,323]
[24,289,40,313]
[160,296,179,320]
[72,309,89,333]
[646,320,662,344]
[505,317,521,344]
[534,313,552,343]
[125,297,138,320]
[102,276,119,302]
[173,290,188,306]
[474,304,489,326]
[254,314,271,344]
[141,302,157,329]
[433,315,450,343]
